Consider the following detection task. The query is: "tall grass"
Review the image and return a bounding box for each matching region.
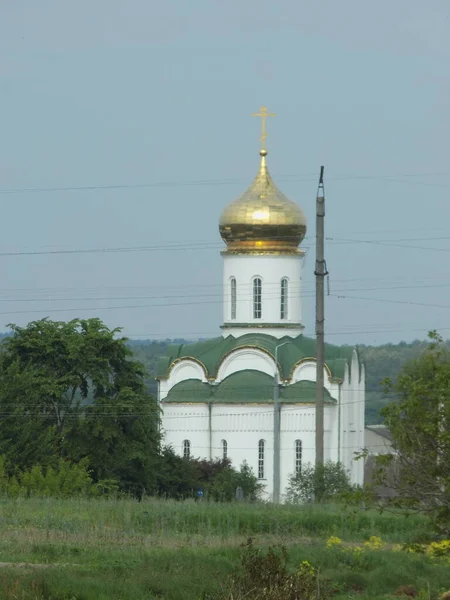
[0,497,428,542]
[0,498,443,600]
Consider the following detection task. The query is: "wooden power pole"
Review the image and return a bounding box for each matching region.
[315,166,327,469]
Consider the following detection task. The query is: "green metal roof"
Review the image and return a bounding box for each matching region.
[163,370,335,404]
[156,333,355,382]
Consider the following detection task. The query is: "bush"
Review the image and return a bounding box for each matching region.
[285,461,352,504]
[216,538,332,600]
[0,455,117,498]
[156,449,261,501]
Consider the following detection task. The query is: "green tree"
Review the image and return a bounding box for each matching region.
[0,318,160,495]
[154,451,261,501]
[370,331,450,533]
[285,461,352,504]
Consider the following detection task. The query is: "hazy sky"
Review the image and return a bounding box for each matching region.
[1,0,450,345]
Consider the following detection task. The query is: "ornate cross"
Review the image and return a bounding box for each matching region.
[252,106,275,150]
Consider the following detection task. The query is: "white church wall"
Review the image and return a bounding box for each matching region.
[222,253,304,337]
[279,405,337,500]
[210,404,274,499]
[160,404,210,461]
[355,358,365,484]
[279,406,314,499]
[339,354,365,487]
[327,403,339,464]
[339,363,351,479]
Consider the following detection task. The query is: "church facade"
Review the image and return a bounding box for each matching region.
[156,112,365,500]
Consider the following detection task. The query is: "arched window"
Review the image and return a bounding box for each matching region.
[183,440,191,459]
[295,439,302,475]
[280,278,288,320]
[230,278,236,320]
[221,439,228,460]
[253,278,262,319]
[258,439,265,479]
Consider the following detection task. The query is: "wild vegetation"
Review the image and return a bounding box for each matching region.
[0,319,260,501]
[361,332,450,535]
[0,499,447,599]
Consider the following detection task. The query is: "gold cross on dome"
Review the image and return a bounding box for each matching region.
[252,106,275,151]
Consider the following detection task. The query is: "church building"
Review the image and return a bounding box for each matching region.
[156,109,365,500]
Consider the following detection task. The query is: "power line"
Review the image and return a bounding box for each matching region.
[0,288,448,317]
[0,232,449,259]
[5,280,450,303]
[1,171,450,195]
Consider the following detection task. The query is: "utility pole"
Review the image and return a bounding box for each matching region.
[315,166,327,470]
[273,341,289,503]
[273,369,280,503]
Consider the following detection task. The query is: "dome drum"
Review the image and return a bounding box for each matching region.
[220,222,306,253]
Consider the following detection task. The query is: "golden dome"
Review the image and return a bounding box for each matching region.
[219,150,307,253]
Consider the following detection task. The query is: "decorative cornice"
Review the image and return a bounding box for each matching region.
[221,248,305,257]
[221,322,304,330]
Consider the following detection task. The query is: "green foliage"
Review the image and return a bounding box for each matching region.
[0,499,447,600]
[371,331,450,534]
[155,450,261,501]
[0,318,161,497]
[214,538,331,600]
[285,461,353,504]
[0,456,116,498]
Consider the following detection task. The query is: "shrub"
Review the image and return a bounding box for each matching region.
[216,538,332,600]
[285,461,352,504]
[0,455,117,498]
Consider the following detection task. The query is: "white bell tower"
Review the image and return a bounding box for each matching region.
[218,107,307,339]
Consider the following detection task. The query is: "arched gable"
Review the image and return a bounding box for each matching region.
[290,357,332,384]
[216,346,276,382]
[168,358,208,386]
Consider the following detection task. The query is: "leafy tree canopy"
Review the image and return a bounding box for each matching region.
[369,331,450,534]
[0,318,160,496]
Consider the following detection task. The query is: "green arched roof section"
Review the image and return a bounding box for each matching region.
[163,378,211,403]
[156,333,355,382]
[281,380,334,403]
[163,371,336,404]
[213,370,273,402]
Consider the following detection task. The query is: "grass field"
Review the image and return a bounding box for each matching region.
[0,498,447,599]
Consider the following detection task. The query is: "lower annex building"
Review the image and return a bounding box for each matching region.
[156,109,365,500]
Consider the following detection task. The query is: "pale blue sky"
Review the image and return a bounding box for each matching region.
[1,0,450,344]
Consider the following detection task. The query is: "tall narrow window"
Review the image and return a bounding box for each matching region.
[230,278,236,320]
[258,439,265,479]
[295,439,302,475]
[253,278,262,319]
[222,439,228,460]
[280,278,288,320]
[183,440,191,459]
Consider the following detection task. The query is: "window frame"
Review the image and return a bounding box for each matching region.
[253,277,262,319]
[230,278,237,320]
[258,439,265,479]
[183,439,191,459]
[221,439,228,460]
[280,277,288,320]
[295,439,302,475]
